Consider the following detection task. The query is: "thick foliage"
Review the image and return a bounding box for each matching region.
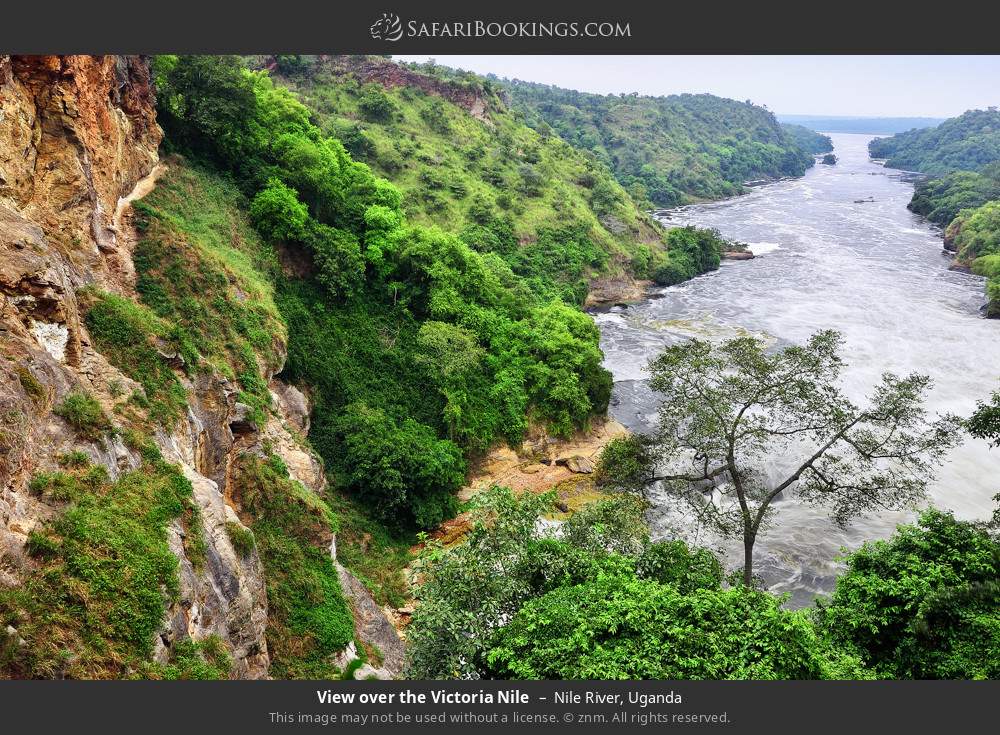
[951,200,1000,317]
[650,227,725,286]
[407,486,865,680]
[155,55,616,528]
[267,56,665,298]
[908,167,1000,226]
[817,509,1000,679]
[487,578,833,680]
[869,109,1000,175]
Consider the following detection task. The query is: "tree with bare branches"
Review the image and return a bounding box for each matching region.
[596,330,962,586]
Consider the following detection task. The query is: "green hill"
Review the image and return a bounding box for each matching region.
[261,55,670,305]
[868,109,1000,174]
[486,75,826,207]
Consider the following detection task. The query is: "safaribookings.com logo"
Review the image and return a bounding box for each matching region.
[370,13,631,42]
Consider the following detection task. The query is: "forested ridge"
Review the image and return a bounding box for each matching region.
[489,74,830,207]
[874,109,1000,317]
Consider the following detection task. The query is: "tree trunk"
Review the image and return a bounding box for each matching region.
[743,532,755,587]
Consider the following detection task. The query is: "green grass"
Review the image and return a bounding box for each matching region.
[324,490,415,609]
[81,291,192,428]
[0,446,199,679]
[230,454,355,679]
[53,391,114,441]
[148,636,232,680]
[225,521,256,557]
[130,159,286,424]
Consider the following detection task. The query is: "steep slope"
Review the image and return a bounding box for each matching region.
[492,74,823,207]
[0,56,401,680]
[260,55,671,306]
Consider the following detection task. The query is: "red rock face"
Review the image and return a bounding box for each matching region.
[300,55,495,122]
[0,56,161,589]
[1,56,161,249]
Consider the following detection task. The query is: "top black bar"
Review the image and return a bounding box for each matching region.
[4,0,1000,54]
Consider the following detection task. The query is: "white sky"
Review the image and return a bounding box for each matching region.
[392,55,1000,117]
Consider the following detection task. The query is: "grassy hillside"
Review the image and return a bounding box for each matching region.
[488,74,824,207]
[262,55,667,305]
[868,109,1000,174]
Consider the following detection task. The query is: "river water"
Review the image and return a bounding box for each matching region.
[594,133,1000,606]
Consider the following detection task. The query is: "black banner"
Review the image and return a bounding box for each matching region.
[1,0,999,54]
[1,679,997,733]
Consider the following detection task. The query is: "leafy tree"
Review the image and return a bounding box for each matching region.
[154,55,258,164]
[597,330,961,586]
[305,220,364,299]
[816,509,1000,679]
[406,487,650,678]
[250,178,309,242]
[486,577,841,680]
[333,402,466,529]
[358,83,397,122]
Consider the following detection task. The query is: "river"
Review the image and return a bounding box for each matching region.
[594,132,1000,606]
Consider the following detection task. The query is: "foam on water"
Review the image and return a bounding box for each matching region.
[598,133,1000,607]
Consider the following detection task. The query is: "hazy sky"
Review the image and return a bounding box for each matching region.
[392,55,1000,117]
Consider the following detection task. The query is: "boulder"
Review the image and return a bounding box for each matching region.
[556,455,595,474]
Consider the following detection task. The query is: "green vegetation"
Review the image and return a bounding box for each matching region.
[596,330,960,586]
[650,227,725,285]
[953,200,1000,317]
[153,54,632,532]
[144,635,232,680]
[225,521,256,557]
[53,391,113,441]
[493,74,825,207]
[818,509,999,679]
[82,291,193,427]
[408,483,998,680]
[131,160,286,428]
[908,166,1000,226]
[877,111,1000,317]
[489,577,836,679]
[407,486,871,680]
[264,56,667,302]
[230,454,354,679]
[868,109,1000,175]
[0,446,203,678]
[782,123,835,155]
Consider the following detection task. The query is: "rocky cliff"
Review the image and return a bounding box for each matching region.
[0,55,402,679]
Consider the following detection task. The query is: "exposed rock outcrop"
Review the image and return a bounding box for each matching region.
[0,55,318,679]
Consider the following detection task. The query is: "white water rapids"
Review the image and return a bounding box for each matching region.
[594,133,1000,606]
